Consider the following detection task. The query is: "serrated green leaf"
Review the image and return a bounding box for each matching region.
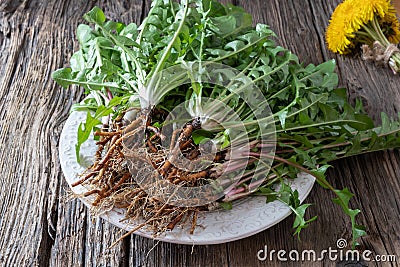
[381,112,391,133]
[192,129,214,145]
[278,110,288,130]
[52,67,121,90]
[70,50,86,72]
[76,112,102,163]
[75,99,124,162]
[83,6,106,25]
[332,188,366,248]
[277,182,317,239]
[209,16,237,36]
[254,187,278,202]
[76,24,93,45]
[219,201,232,210]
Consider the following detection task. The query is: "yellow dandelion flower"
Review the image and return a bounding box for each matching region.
[326,23,354,54]
[326,1,357,53]
[380,6,400,43]
[326,0,400,73]
[388,24,400,43]
[338,0,365,32]
[356,0,390,23]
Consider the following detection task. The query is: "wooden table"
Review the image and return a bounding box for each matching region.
[1,0,399,266]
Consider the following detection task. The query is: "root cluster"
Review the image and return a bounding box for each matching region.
[72,110,226,240]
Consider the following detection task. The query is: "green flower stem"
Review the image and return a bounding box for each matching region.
[389,54,400,73]
[361,24,380,42]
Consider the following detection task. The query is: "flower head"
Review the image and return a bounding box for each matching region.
[326,0,400,54]
[326,1,358,53]
[357,0,390,23]
[380,6,400,43]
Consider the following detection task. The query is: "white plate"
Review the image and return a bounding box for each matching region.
[59,111,315,245]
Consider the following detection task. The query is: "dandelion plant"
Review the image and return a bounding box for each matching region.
[53,0,400,247]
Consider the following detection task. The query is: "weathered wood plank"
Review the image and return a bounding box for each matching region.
[0,0,399,266]
[0,0,83,266]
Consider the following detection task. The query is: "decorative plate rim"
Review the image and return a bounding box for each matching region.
[59,111,315,245]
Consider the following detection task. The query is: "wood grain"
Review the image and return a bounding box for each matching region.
[0,0,399,266]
